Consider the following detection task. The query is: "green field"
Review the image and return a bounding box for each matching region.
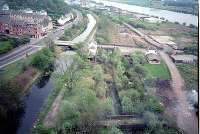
[143,62,170,80]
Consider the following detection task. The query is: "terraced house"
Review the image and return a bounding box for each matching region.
[0,10,53,38]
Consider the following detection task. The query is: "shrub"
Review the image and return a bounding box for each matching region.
[0,41,13,54]
[30,48,54,71]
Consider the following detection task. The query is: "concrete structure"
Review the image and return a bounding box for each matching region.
[146,53,161,64]
[57,13,74,26]
[145,47,160,64]
[88,41,97,56]
[2,4,9,11]
[170,54,197,64]
[145,49,158,56]
[0,10,53,38]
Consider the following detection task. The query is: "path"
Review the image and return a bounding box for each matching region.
[159,51,198,134]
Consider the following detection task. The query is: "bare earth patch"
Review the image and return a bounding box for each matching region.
[108,24,149,47]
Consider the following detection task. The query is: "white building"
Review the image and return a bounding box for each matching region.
[88,41,97,57]
[2,4,9,11]
[57,13,74,26]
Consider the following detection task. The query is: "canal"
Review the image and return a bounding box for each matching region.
[16,75,54,134]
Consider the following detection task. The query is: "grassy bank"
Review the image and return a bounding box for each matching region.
[0,35,30,55]
[96,14,115,44]
[60,20,87,41]
[143,61,170,80]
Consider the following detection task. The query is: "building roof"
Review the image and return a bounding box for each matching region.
[0,10,51,27]
[146,53,160,61]
[171,54,197,61]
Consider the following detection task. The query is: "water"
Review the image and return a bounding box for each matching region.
[16,75,54,134]
[92,0,198,26]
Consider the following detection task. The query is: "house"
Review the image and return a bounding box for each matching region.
[170,54,197,64]
[88,41,97,57]
[2,4,9,11]
[145,47,158,55]
[145,47,160,64]
[146,53,161,64]
[57,13,74,26]
[0,10,53,38]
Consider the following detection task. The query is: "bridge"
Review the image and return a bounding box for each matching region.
[54,40,75,46]
[96,115,145,129]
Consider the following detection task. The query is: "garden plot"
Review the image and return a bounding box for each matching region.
[111,25,149,47]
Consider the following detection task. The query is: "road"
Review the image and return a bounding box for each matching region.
[55,13,97,45]
[0,10,82,69]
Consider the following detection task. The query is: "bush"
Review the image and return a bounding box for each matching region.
[183,45,198,56]
[30,48,54,71]
[0,41,13,54]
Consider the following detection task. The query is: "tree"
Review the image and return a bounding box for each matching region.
[93,65,104,84]
[0,79,23,121]
[130,51,147,65]
[57,100,80,128]
[121,96,134,114]
[30,48,54,71]
[73,88,99,131]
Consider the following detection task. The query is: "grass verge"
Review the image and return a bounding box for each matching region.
[143,61,170,80]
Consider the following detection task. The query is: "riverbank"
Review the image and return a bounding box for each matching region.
[106,0,198,15]
[92,0,198,26]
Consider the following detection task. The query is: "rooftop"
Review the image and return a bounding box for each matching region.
[171,54,197,61]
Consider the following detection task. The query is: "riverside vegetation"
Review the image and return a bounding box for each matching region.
[34,44,179,133]
[0,47,55,133]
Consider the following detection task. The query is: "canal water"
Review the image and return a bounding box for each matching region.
[16,75,54,134]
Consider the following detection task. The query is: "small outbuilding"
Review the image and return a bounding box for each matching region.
[170,54,197,64]
[146,53,161,64]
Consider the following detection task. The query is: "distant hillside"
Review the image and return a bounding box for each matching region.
[2,0,71,19]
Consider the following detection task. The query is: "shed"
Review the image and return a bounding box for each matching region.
[146,53,160,64]
[170,54,197,64]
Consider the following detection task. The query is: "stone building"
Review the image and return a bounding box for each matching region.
[0,10,53,38]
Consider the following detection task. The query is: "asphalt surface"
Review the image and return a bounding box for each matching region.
[0,10,82,69]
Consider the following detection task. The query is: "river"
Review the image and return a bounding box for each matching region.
[16,75,54,134]
[91,0,198,26]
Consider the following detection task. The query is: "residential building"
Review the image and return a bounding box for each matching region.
[146,53,161,64]
[57,13,74,26]
[145,47,160,64]
[0,10,53,38]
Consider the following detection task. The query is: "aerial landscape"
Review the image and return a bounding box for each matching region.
[0,0,198,134]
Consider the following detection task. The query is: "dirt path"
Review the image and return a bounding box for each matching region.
[43,89,65,128]
[159,51,198,134]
